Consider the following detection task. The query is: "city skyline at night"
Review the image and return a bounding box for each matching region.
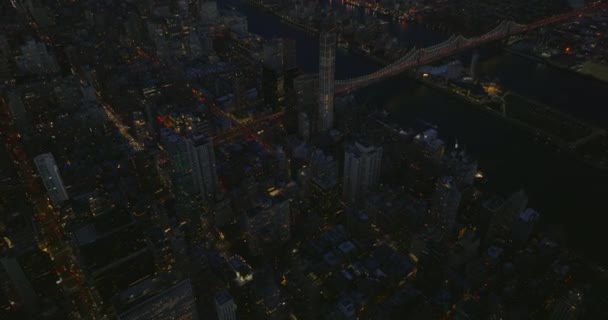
[1,0,608,319]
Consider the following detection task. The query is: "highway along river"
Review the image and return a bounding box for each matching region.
[225,0,608,264]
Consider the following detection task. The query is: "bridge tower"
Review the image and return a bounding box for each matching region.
[502,21,514,46]
[470,52,479,79]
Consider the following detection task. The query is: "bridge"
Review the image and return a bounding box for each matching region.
[335,1,608,93]
[208,2,608,146]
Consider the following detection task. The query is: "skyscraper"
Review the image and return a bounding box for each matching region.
[231,71,245,110]
[309,148,341,218]
[214,289,237,320]
[318,31,336,132]
[176,0,189,16]
[283,38,297,71]
[160,129,195,194]
[511,208,540,246]
[294,74,318,113]
[33,153,68,206]
[129,151,161,194]
[431,176,462,233]
[186,135,218,199]
[262,67,285,110]
[297,112,311,141]
[246,195,291,255]
[263,39,284,72]
[484,190,528,245]
[15,40,59,76]
[132,111,148,140]
[0,36,11,82]
[442,149,477,188]
[342,142,383,203]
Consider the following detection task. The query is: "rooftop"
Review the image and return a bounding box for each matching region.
[215,289,233,306]
[519,208,541,222]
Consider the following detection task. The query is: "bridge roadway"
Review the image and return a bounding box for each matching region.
[335,1,608,93]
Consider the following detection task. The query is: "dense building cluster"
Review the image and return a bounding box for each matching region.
[0,1,607,320]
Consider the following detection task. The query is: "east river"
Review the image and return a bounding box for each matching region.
[224,0,608,263]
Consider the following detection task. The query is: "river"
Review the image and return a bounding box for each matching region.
[223,0,608,264]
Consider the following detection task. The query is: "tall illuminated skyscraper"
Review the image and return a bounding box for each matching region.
[318,31,336,132]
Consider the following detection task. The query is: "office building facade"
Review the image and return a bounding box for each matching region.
[342,142,383,203]
[187,135,218,199]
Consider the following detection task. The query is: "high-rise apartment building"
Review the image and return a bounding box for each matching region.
[310,148,338,186]
[442,149,477,188]
[160,128,195,194]
[187,135,218,199]
[484,190,528,245]
[317,32,336,132]
[246,195,290,255]
[511,208,540,246]
[15,40,59,76]
[263,39,284,72]
[33,153,69,206]
[294,74,318,113]
[297,112,311,141]
[342,142,383,203]
[283,38,297,71]
[262,67,285,110]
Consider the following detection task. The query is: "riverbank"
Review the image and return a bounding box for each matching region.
[351,43,608,171]
[580,61,608,82]
[421,75,607,170]
[505,46,608,84]
[243,0,319,35]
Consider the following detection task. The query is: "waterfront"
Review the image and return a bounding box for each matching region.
[227,0,608,263]
[479,52,608,128]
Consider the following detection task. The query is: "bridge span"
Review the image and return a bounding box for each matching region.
[335,1,608,93]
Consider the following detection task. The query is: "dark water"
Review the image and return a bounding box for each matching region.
[327,0,448,45]
[479,53,608,128]
[225,0,608,264]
